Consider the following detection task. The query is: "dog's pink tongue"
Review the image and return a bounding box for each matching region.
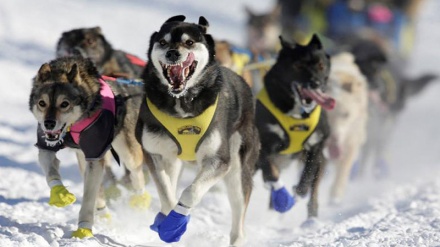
[302,88,336,111]
[169,66,184,86]
[168,52,195,87]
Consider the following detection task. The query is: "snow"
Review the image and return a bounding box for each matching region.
[1,0,440,246]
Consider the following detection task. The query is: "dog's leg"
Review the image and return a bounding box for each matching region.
[72,159,105,238]
[112,133,151,209]
[149,154,180,214]
[38,149,76,207]
[260,150,295,213]
[296,143,326,218]
[330,142,356,204]
[223,132,252,246]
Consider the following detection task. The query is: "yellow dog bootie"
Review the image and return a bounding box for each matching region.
[129,191,152,209]
[72,228,93,238]
[49,185,76,207]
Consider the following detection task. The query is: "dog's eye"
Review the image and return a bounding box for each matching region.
[185,40,194,46]
[60,101,70,108]
[38,100,46,107]
[85,38,96,46]
[159,39,167,46]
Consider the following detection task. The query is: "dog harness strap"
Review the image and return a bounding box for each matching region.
[146,96,219,161]
[257,87,321,154]
[69,79,115,144]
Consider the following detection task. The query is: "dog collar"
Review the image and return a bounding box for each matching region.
[69,78,115,144]
[257,87,321,154]
[146,96,219,161]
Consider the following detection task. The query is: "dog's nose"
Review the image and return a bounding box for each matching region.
[166,49,180,62]
[44,120,56,130]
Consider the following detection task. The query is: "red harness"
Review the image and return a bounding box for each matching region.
[125,53,147,67]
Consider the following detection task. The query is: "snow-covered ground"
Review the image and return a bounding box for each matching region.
[1,0,439,246]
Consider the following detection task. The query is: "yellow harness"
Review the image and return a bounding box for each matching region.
[146,97,219,161]
[257,88,321,154]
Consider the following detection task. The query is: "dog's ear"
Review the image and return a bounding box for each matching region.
[147,31,158,58]
[244,5,255,18]
[308,34,323,50]
[164,15,186,24]
[36,63,52,83]
[279,36,294,49]
[92,26,102,34]
[198,16,209,33]
[67,63,81,84]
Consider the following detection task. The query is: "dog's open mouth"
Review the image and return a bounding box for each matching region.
[43,124,67,142]
[160,52,198,95]
[295,84,336,111]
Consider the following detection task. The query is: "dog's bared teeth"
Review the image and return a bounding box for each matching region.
[184,67,190,78]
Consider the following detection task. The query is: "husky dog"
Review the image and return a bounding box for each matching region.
[29,56,150,238]
[326,52,368,204]
[57,27,146,79]
[255,35,334,219]
[349,39,437,178]
[57,26,148,190]
[135,15,259,246]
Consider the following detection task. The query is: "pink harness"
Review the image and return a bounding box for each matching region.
[69,78,115,144]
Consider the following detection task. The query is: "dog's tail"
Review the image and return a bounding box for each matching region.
[403,73,438,98]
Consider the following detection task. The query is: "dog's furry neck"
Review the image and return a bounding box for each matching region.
[264,64,298,114]
[143,63,221,118]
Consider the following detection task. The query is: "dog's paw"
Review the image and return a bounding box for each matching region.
[104,184,122,200]
[150,212,167,232]
[71,228,93,238]
[129,191,152,209]
[49,185,76,207]
[271,187,295,213]
[96,207,112,223]
[158,210,190,243]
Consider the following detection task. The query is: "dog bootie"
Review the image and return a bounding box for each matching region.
[158,210,190,243]
[129,191,152,209]
[271,186,295,213]
[72,228,93,238]
[150,212,167,232]
[49,185,76,207]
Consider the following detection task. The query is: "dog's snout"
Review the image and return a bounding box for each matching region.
[166,49,180,62]
[44,120,56,130]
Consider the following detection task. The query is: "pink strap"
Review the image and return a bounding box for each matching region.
[69,78,115,144]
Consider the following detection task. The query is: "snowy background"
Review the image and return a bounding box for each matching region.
[1,0,440,246]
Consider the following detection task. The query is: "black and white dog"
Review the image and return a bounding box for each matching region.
[255,35,335,219]
[135,16,260,246]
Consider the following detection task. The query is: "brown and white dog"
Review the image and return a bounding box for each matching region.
[29,56,150,238]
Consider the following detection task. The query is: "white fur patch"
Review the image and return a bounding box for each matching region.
[174,99,193,118]
[141,128,178,160]
[196,129,222,162]
[267,123,285,140]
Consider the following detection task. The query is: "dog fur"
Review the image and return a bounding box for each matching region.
[348,38,437,178]
[29,56,147,237]
[325,52,369,203]
[135,15,259,246]
[255,34,335,218]
[56,26,145,79]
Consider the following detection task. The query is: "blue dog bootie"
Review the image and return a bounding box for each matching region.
[150,212,166,232]
[157,204,191,243]
[269,181,295,213]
